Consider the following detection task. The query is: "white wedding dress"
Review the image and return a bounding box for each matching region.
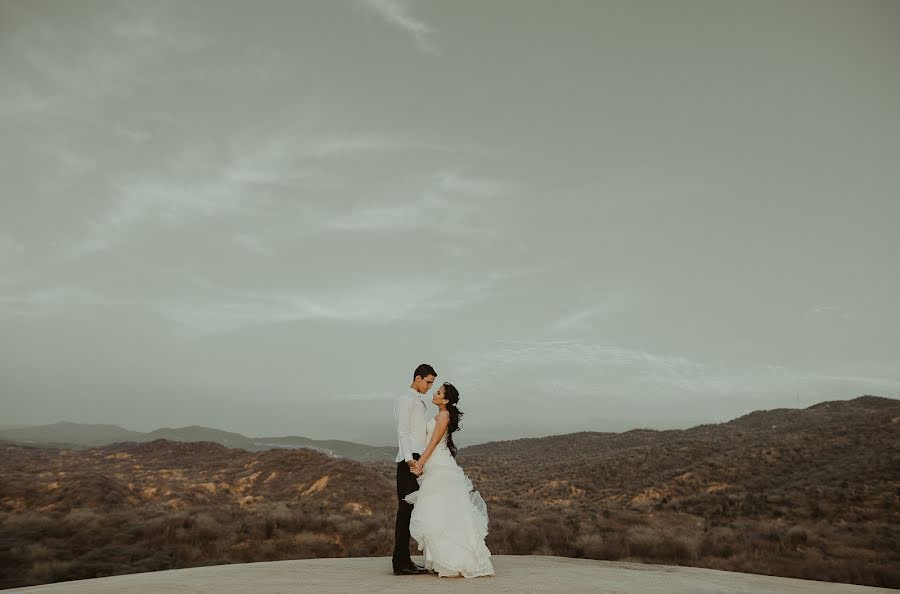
[403,416,495,578]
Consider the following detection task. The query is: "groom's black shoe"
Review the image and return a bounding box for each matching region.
[393,563,428,575]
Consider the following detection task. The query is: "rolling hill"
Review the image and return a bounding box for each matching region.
[0,423,396,462]
[0,421,145,447]
[1,395,897,589]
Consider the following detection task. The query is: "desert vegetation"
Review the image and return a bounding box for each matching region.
[0,441,395,588]
[457,395,900,588]
[2,395,898,589]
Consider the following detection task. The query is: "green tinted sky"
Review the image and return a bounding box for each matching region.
[1,0,898,445]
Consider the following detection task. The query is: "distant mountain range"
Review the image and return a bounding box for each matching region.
[0,421,397,462]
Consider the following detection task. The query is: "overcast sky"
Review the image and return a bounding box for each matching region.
[1,0,898,447]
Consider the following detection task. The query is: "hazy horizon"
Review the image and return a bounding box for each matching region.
[2,0,899,448]
[0,392,894,449]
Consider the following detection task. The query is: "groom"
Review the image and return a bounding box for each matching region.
[391,363,435,575]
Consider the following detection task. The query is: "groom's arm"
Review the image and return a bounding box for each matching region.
[394,394,415,464]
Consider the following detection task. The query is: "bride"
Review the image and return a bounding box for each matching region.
[404,382,495,578]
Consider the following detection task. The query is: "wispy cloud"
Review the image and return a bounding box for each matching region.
[799,373,900,390]
[296,134,427,158]
[433,171,510,198]
[324,169,511,233]
[230,233,271,256]
[0,267,516,330]
[455,338,900,403]
[109,8,212,52]
[152,272,514,334]
[361,0,438,55]
[58,129,504,258]
[1,3,211,117]
[457,339,709,390]
[554,307,607,331]
[61,132,385,257]
[807,304,850,320]
[0,233,26,258]
[460,340,720,395]
[553,293,634,332]
[219,131,433,196]
[0,286,111,317]
[325,204,422,231]
[221,132,481,191]
[112,125,153,144]
[69,176,252,257]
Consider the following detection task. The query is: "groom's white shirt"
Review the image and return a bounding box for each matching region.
[394,387,428,463]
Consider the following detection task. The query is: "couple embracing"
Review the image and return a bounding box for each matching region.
[391,363,495,578]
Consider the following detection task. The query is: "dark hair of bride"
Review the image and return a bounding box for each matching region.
[442,382,464,457]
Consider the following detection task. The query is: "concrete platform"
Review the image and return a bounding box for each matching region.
[5,556,896,593]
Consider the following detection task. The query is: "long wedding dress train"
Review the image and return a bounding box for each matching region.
[403,416,494,578]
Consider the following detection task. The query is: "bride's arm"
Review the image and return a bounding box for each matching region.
[414,412,450,472]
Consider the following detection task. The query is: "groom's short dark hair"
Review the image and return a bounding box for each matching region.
[413,363,437,379]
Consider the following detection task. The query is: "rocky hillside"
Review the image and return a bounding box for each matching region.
[454,396,898,587]
[0,440,394,589]
[1,395,897,589]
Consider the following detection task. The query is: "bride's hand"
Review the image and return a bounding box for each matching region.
[412,460,425,475]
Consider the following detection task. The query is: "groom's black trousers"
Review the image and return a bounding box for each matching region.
[392,452,421,567]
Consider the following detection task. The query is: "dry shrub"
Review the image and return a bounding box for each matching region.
[24,543,53,562]
[700,526,736,558]
[3,511,60,539]
[27,560,73,584]
[262,503,293,530]
[787,525,807,545]
[576,533,622,560]
[662,533,698,562]
[532,544,556,556]
[62,508,103,529]
[291,532,338,558]
[190,512,222,541]
[624,525,698,562]
[508,522,546,553]
[625,525,659,557]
